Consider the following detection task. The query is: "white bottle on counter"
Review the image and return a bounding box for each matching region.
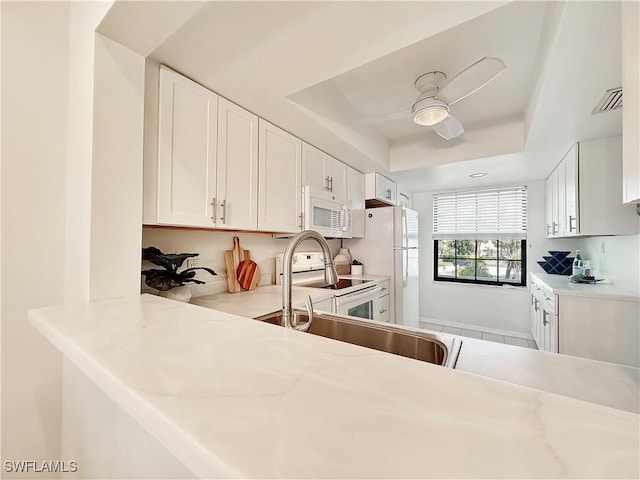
[572,250,583,276]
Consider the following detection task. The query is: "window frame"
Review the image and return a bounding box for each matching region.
[433,239,527,287]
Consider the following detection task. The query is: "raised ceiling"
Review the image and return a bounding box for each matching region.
[99,1,623,193]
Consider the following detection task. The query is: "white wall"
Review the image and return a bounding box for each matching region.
[1,1,146,474]
[578,233,640,292]
[2,3,70,473]
[142,228,341,296]
[89,33,145,301]
[414,181,578,336]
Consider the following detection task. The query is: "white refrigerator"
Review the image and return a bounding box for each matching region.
[344,206,419,327]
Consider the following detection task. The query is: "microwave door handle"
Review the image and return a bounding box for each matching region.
[336,286,382,304]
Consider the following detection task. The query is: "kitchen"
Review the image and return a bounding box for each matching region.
[3,1,639,479]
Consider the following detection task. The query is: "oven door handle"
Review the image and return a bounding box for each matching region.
[335,286,382,305]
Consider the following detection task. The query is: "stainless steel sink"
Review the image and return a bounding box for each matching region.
[255,311,461,368]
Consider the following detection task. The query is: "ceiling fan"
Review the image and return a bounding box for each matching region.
[374,57,506,140]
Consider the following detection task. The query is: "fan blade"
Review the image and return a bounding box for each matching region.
[437,57,505,106]
[432,114,464,140]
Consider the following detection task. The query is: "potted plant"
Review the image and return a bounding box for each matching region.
[351,259,363,276]
[141,246,216,302]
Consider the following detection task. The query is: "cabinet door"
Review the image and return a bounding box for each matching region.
[327,156,348,202]
[563,144,579,235]
[549,168,561,236]
[157,67,218,227]
[348,167,365,238]
[377,175,397,204]
[216,98,259,230]
[366,173,397,205]
[378,294,390,322]
[301,142,327,191]
[622,1,640,204]
[258,120,302,233]
[544,175,553,237]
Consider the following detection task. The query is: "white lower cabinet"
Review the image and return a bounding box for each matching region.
[258,119,302,233]
[529,277,558,353]
[559,295,639,367]
[378,293,390,322]
[377,280,391,322]
[530,274,639,367]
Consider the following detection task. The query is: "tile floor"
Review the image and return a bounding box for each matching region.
[419,321,538,349]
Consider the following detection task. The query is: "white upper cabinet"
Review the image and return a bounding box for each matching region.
[545,137,638,238]
[347,167,365,238]
[258,119,302,233]
[622,1,640,204]
[156,66,219,227]
[216,97,259,230]
[365,172,397,206]
[301,142,347,201]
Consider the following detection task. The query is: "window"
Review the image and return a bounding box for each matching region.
[433,186,527,286]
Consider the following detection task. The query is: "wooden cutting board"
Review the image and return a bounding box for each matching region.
[237,255,260,291]
[225,236,245,293]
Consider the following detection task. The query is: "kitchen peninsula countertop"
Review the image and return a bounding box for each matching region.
[30,294,638,479]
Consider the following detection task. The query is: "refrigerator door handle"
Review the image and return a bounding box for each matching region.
[402,208,408,249]
[403,248,408,286]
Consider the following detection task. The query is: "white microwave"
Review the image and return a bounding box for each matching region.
[303,186,352,238]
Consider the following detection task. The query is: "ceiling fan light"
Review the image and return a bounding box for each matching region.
[413,106,449,126]
[411,98,449,126]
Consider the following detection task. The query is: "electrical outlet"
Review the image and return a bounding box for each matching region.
[186,258,199,269]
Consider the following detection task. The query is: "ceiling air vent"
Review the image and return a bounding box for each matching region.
[592,87,622,115]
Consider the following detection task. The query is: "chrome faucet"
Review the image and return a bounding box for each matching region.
[281,230,339,331]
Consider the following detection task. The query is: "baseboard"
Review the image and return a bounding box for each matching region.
[419,316,533,340]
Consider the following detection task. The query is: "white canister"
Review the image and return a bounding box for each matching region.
[351,265,363,276]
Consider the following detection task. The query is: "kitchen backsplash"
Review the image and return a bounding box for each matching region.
[141,227,341,297]
[578,233,640,293]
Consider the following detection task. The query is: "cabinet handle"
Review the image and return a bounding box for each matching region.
[546,224,551,236]
[534,298,539,312]
[210,198,217,224]
[298,213,305,230]
[329,176,333,192]
[220,200,226,225]
[542,311,549,326]
[552,222,558,234]
[386,188,392,200]
[379,309,387,314]
[568,215,576,232]
[324,176,331,191]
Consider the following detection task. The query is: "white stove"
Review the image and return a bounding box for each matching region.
[275,252,384,321]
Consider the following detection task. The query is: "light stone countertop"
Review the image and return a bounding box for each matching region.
[456,337,640,413]
[194,281,639,413]
[530,271,640,301]
[190,285,335,318]
[30,294,639,479]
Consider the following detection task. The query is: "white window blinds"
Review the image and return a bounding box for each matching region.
[433,186,527,240]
